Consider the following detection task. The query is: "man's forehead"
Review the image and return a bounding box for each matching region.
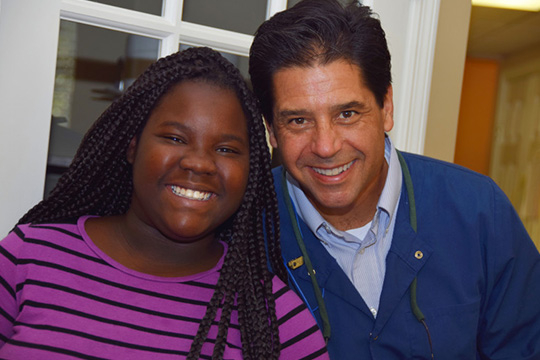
[271,60,366,100]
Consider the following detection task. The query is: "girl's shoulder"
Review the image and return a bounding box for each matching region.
[1,217,87,259]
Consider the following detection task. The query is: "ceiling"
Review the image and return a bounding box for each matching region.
[466,5,540,58]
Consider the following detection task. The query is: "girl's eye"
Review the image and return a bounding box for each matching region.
[166,136,185,143]
[217,147,238,154]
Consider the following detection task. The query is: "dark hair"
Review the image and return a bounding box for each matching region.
[249,0,391,123]
[18,47,286,359]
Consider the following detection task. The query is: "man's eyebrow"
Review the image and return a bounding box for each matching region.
[331,101,368,112]
[275,109,310,119]
[276,101,368,119]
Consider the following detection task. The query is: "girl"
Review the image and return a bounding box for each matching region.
[0,47,328,359]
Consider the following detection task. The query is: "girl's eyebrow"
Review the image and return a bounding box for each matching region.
[157,121,247,144]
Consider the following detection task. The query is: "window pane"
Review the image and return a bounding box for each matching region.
[287,0,302,8]
[182,0,267,35]
[46,21,160,196]
[86,0,163,16]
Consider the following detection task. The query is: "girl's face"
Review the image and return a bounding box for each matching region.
[127,80,250,244]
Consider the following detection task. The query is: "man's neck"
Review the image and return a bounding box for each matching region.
[315,160,389,231]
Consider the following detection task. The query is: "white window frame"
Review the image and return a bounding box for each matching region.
[0,0,440,236]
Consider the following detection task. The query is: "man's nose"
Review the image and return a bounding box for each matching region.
[311,121,342,158]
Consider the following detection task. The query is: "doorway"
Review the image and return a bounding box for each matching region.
[455,5,540,247]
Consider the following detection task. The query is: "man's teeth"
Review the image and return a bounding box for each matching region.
[171,186,212,201]
[313,160,354,176]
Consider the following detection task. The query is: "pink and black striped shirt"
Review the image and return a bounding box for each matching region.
[0,216,328,359]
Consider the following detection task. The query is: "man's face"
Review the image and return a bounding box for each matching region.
[268,59,394,230]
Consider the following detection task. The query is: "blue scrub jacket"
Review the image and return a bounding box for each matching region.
[274,152,540,360]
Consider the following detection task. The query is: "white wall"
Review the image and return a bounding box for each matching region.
[0,0,60,236]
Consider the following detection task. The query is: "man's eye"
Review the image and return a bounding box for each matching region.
[339,111,356,119]
[290,118,306,125]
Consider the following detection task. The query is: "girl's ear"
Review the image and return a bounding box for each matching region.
[126,137,137,164]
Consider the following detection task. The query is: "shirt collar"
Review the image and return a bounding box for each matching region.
[287,136,402,238]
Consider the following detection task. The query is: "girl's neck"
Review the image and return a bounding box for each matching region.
[85,215,224,277]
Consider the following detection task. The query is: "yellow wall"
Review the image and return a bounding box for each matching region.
[423,0,471,162]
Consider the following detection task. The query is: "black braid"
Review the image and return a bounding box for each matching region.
[17,47,287,359]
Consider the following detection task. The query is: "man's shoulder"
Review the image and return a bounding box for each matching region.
[399,151,495,186]
[398,151,515,219]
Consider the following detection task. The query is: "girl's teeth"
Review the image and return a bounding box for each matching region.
[171,186,211,201]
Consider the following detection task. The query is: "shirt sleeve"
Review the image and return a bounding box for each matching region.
[477,181,540,360]
[272,276,329,360]
[0,227,25,347]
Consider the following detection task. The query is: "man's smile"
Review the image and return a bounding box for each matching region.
[311,160,355,177]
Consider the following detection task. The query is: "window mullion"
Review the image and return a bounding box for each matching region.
[60,0,175,39]
[266,0,287,19]
[160,0,182,57]
[179,22,252,57]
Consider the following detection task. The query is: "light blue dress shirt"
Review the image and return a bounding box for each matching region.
[287,136,402,317]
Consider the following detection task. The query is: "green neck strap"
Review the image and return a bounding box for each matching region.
[281,169,331,342]
[396,150,425,322]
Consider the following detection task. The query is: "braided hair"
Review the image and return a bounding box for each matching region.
[18,46,287,359]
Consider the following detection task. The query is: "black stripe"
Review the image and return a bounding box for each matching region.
[15,259,209,306]
[277,303,305,326]
[22,236,108,266]
[0,275,16,299]
[14,322,192,356]
[23,301,243,350]
[23,300,196,340]
[281,324,320,349]
[18,281,240,330]
[0,246,17,265]
[0,305,15,323]
[13,226,26,240]
[184,280,218,290]
[29,224,84,240]
[298,345,328,360]
[19,280,204,323]
[0,332,107,360]
[273,284,289,301]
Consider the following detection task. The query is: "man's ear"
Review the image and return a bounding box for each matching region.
[265,118,279,149]
[382,85,394,132]
[126,136,137,164]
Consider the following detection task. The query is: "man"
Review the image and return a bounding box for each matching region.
[249,0,540,359]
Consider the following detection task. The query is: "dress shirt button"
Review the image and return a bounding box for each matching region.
[370,307,377,317]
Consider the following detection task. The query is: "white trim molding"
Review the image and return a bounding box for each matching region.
[392,0,440,154]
